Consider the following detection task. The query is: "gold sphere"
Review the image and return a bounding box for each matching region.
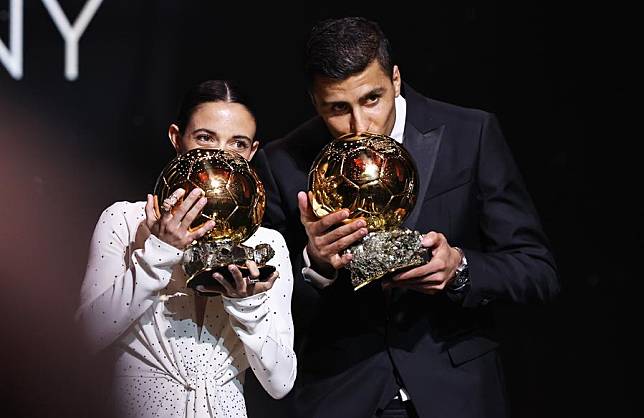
[308,132,418,231]
[153,148,265,243]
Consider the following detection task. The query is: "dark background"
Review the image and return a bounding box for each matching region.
[0,1,636,417]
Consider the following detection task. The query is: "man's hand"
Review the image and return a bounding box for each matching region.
[298,191,368,274]
[384,231,462,294]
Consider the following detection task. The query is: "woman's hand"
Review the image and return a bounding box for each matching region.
[212,260,279,298]
[145,188,215,250]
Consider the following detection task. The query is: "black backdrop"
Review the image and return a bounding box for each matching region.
[0,1,636,417]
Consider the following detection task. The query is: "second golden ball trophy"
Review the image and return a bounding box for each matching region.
[308,132,428,290]
[154,148,275,295]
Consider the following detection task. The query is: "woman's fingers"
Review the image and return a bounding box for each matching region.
[145,194,157,229]
[228,265,248,295]
[213,272,236,296]
[262,271,279,289]
[188,220,216,241]
[172,188,203,223]
[181,196,208,229]
[245,260,260,280]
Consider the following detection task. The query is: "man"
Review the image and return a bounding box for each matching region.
[251,16,559,418]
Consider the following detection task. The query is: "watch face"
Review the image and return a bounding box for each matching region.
[449,265,470,290]
[452,275,467,287]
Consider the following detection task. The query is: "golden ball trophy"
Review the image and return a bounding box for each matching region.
[154,148,275,294]
[309,132,428,290]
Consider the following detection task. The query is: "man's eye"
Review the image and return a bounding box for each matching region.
[331,103,348,113]
[366,95,380,104]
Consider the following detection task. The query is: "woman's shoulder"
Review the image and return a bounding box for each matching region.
[96,200,147,226]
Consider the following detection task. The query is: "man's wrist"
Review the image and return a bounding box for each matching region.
[302,245,339,288]
[447,246,470,293]
[304,245,336,277]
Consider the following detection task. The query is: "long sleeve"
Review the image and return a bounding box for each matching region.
[222,229,297,399]
[76,202,183,353]
[463,114,560,308]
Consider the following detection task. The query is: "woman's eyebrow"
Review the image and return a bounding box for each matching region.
[191,128,217,136]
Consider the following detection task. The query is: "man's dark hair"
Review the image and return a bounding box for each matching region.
[304,17,394,87]
[175,80,255,133]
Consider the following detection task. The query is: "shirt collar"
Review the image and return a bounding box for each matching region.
[390,94,407,143]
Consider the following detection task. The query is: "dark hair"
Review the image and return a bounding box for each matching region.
[174,80,255,133]
[304,17,393,86]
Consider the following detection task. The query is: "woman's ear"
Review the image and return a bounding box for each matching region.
[168,124,182,153]
[248,141,260,160]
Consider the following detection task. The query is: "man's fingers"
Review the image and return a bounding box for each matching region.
[326,227,368,255]
[299,191,353,234]
[318,209,351,232]
[421,231,445,249]
[330,253,353,270]
[318,219,366,246]
[298,191,317,223]
[392,263,433,282]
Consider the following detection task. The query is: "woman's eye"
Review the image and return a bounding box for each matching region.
[196,134,213,142]
[231,140,249,150]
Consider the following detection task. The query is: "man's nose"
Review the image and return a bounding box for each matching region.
[350,110,371,133]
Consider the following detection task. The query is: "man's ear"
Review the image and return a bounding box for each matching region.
[392,65,401,97]
[168,124,181,153]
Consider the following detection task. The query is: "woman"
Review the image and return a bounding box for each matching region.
[76,80,296,417]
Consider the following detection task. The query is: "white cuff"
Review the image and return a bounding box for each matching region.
[301,246,338,289]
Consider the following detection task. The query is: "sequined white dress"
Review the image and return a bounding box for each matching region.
[77,201,296,417]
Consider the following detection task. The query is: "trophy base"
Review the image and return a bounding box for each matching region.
[187,264,277,296]
[344,228,429,290]
[182,238,276,296]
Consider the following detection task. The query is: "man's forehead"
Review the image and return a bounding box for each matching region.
[313,75,389,103]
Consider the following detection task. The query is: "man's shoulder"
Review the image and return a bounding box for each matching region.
[404,84,493,130]
[263,116,328,156]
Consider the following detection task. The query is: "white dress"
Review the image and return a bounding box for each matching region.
[76,201,297,418]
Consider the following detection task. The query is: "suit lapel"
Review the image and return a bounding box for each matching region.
[401,121,444,230]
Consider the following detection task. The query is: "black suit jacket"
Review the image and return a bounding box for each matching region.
[247,84,559,418]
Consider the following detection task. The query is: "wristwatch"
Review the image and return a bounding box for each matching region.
[447,247,470,293]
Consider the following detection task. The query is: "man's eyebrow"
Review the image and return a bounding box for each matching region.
[320,87,386,107]
[360,88,385,100]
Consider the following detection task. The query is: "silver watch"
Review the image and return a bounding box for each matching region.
[447,247,470,292]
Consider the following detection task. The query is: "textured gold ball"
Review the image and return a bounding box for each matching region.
[308,132,418,231]
[153,148,265,243]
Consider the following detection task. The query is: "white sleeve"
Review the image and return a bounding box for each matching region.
[222,230,297,399]
[75,202,183,353]
[301,246,338,288]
